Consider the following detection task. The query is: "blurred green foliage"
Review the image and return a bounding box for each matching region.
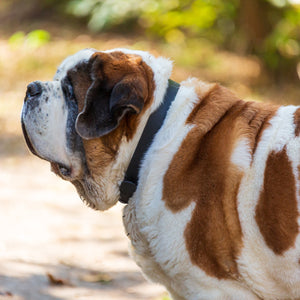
[66,0,238,40]
[9,29,51,49]
[66,0,300,78]
[263,4,300,68]
[4,0,300,80]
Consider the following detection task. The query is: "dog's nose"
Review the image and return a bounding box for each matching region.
[26,81,42,99]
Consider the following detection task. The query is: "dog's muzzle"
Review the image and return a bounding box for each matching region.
[21,80,85,180]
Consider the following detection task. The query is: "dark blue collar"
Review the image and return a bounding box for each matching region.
[119,79,180,204]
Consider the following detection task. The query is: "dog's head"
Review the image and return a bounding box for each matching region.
[21,48,172,210]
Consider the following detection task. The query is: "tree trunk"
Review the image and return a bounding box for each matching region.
[238,0,273,52]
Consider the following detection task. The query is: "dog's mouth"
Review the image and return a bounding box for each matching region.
[21,119,42,160]
[50,161,73,179]
[22,118,80,181]
[71,179,98,210]
[22,117,97,207]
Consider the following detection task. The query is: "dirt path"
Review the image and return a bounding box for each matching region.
[0,154,166,300]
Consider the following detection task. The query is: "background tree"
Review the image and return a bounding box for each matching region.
[1,0,300,81]
[66,0,300,81]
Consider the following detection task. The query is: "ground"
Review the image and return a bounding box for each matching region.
[0,156,166,300]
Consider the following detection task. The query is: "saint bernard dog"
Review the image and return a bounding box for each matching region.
[21,48,300,300]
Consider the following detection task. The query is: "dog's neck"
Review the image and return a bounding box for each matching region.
[119,80,180,204]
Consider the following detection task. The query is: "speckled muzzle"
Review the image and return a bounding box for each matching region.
[21,79,85,180]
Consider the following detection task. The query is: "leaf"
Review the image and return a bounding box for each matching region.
[0,290,13,296]
[80,272,113,283]
[46,273,72,286]
[26,30,51,49]
[8,31,25,49]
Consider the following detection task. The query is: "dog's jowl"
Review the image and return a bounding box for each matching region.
[21,48,300,300]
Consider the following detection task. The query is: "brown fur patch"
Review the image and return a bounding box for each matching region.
[67,51,155,177]
[256,148,299,255]
[294,107,300,137]
[163,82,279,279]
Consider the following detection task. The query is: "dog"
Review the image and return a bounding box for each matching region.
[21,48,300,299]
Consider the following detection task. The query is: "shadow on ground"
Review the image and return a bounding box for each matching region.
[0,261,155,300]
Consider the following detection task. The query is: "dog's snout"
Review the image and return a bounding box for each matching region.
[26,81,42,99]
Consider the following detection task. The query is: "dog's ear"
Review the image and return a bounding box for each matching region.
[75,55,147,140]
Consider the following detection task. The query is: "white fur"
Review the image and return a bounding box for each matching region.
[231,138,252,171]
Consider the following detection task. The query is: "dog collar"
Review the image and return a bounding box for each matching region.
[119,79,180,204]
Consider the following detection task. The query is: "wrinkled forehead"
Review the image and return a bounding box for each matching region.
[54,48,155,82]
[54,48,97,81]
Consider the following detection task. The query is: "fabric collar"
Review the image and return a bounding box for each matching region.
[119,79,180,204]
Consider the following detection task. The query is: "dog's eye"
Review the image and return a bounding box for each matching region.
[62,77,76,102]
